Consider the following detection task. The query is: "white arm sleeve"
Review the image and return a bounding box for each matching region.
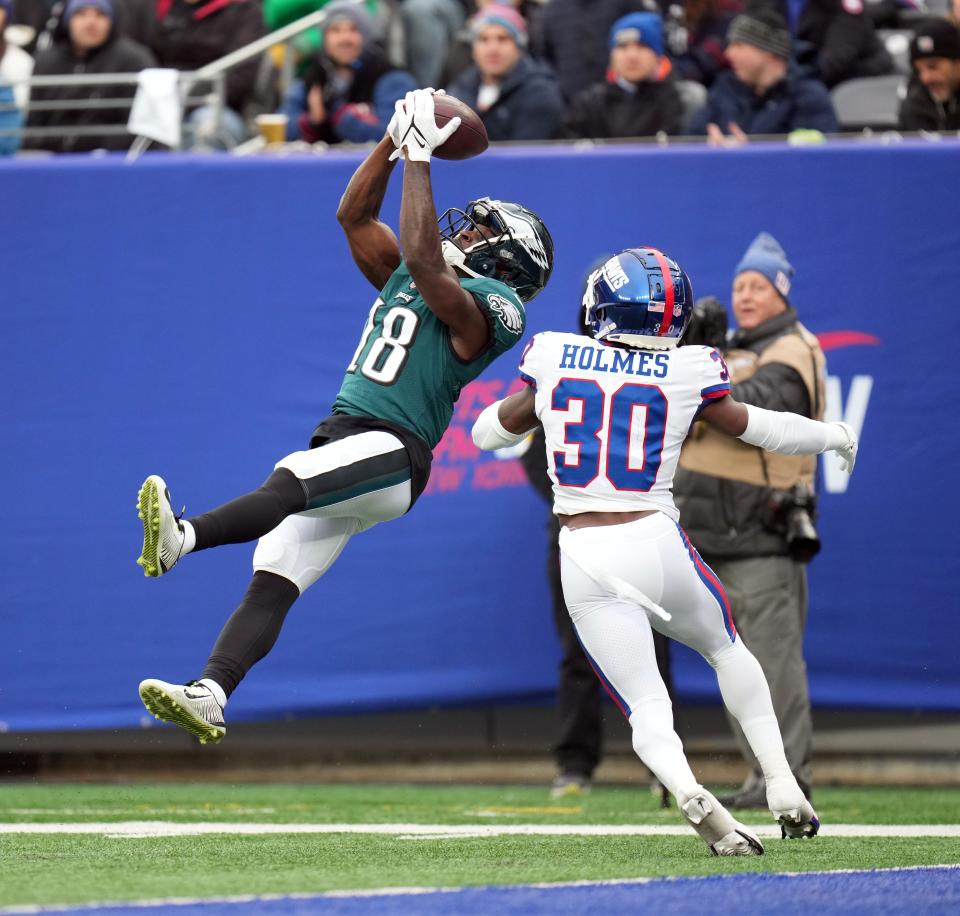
[472,400,529,451]
[739,404,849,455]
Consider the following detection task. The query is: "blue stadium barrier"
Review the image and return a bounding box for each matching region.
[13,866,960,915]
[1,140,958,732]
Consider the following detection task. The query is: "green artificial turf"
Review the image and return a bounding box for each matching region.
[0,784,958,908]
[2,783,958,825]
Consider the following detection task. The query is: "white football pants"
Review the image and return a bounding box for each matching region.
[559,512,795,804]
[253,430,413,593]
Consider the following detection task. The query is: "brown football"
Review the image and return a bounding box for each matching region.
[432,95,488,161]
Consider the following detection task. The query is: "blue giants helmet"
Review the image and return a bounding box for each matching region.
[583,248,693,350]
[438,197,554,302]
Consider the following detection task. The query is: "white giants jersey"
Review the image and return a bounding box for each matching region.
[518,332,731,519]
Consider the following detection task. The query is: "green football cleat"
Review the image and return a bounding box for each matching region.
[139,679,226,745]
[136,475,185,577]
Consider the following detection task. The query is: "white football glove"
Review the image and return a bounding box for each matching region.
[388,88,460,163]
[831,421,858,474]
[386,105,403,154]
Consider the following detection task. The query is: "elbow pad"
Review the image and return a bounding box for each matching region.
[472,400,528,451]
[738,404,846,455]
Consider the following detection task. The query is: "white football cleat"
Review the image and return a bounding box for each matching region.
[766,778,821,839]
[139,678,225,745]
[681,788,764,857]
[136,475,185,577]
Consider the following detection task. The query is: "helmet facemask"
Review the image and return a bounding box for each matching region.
[438,198,553,302]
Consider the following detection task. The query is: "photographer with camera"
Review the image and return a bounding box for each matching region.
[675,232,825,809]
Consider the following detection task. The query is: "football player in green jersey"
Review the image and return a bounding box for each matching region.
[134,89,554,744]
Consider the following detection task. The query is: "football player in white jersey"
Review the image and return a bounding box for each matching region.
[472,248,858,857]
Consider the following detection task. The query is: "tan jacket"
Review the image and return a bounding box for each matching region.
[680,323,826,490]
[674,309,826,559]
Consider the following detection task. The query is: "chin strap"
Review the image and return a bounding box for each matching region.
[441,239,483,278]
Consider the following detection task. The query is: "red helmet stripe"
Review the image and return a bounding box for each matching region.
[647,248,675,336]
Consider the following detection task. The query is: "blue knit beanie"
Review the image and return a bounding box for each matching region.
[609,12,665,57]
[0,0,13,25]
[64,0,115,21]
[736,232,794,300]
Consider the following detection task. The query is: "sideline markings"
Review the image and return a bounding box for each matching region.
[1,821,960,839]
[1,864,958,915]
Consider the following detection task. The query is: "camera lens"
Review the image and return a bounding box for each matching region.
[786,508,820,562]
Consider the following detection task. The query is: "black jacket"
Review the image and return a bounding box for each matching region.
[898,76,960,131]
[689,67,838,136]
[151,0,265,112]
[562,74,686,139]
[26,30,156,152]
[446,55,565,141]
[674,309,818,560]
[796,0,893,88]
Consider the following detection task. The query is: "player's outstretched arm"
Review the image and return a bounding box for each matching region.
[400,158,488,358]
[472,388,539,451]
[391,89,488,360]
[700,395,858,474]
[336,135,402,291]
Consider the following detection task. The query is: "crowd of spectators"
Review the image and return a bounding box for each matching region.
[0,0,959,154]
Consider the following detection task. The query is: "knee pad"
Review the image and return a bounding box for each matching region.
[253,514,360,593]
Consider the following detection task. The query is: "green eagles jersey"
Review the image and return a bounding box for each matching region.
[332,262,526,449]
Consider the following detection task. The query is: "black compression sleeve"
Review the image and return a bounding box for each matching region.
[188,468,306,551]
[200,571,300,697]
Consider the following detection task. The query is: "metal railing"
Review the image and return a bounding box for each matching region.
[0,1,363,152]
[0,71,224,148]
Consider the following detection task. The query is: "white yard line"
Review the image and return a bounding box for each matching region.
[1,821,959,839]
[0,864,958,914]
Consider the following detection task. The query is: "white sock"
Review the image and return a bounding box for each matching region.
[709,640,794,781]
[180,519,196,555]
[708,639,796,786]
[197,678,227,708]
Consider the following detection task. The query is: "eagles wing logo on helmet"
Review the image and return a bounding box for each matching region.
[498,206,551,273]
[486,293,523,334]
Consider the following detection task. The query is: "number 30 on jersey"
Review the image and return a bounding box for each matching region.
[552,379,667,492]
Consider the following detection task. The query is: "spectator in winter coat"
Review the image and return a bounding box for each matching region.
[563,12,685,138]
[690,8,838,142]
[279,0,415,143]
[14,0,154,55]
[898,18,960,132]
[446,5,564,140]
[442,0,545,87]
[151,0,265,114]
[262,1,396,79]
[540,0,655,101]
[25,0,155,153]
[660,0,742,87]
[796,0,893,88]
